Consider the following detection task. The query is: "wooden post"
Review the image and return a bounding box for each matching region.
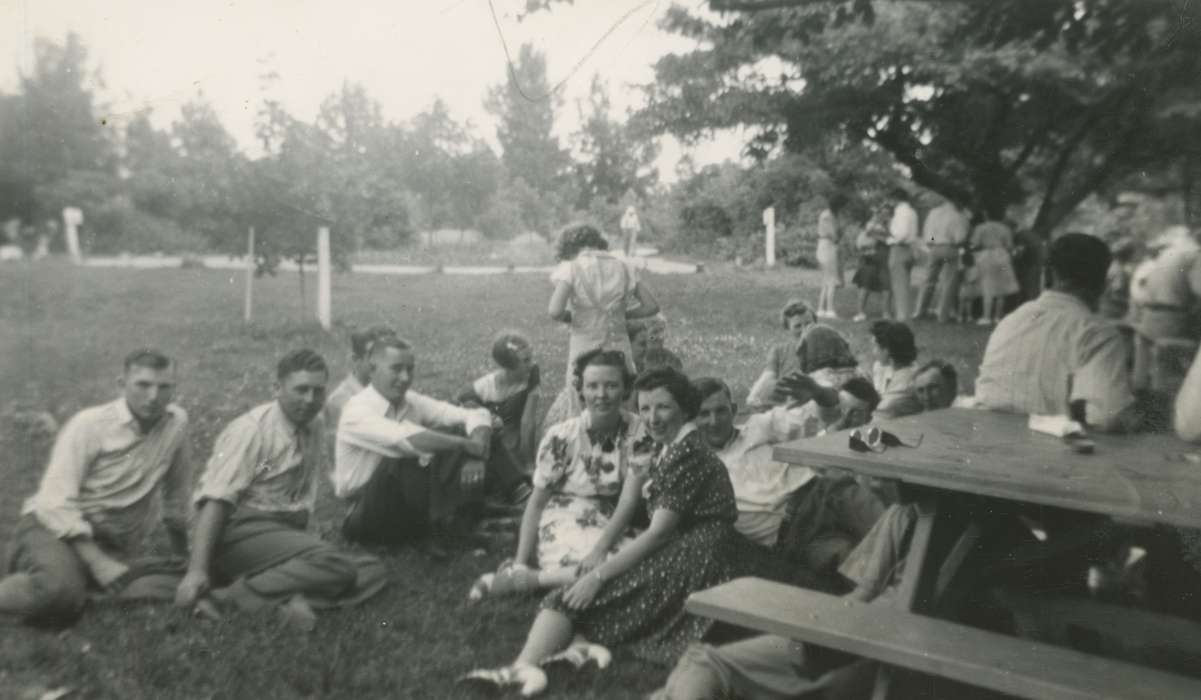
[763,206,776,267]
[316,226,331,330]
[243,227,255,323]
[62,207,83,263]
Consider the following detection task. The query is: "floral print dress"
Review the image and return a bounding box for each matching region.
[542,425,782,665]
[532,411,652,571]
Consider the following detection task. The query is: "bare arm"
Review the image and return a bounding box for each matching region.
[1176,345,1201,443]
[625,283,660,320]
[548,281,572,322]
[514,486,552,567]
[175,499,232,607]
[70,539,129,591]
[562,506,680,609]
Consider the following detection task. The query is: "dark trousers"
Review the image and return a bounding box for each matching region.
[342,437,526,547]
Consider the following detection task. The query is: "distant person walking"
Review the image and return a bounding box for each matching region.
[620,206,642,257]
[815,193,848,319]
[885,188,920,321]
[915,198,969,322]
[851,204,892,321]
[971,219,1021,326]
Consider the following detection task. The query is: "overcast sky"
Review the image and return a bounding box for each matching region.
[0,0,744,179]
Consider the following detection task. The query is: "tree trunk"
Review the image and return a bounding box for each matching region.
[297,257,306,322]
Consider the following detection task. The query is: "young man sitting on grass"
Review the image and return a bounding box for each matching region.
[323,324,397,429]
[334,336,531,559]
[1,349,192,627]
[175,349,386,631]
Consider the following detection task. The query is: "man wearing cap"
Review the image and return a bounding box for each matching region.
[1,349,192,627]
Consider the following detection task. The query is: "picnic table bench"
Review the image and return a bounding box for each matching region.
[687,577,1201,700]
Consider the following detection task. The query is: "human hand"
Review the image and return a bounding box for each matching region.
[576,549,605,577]
[563,571,604,610]
[88,555,131,593]
[467,427,492,460]
[773,372,822,407]
[175,569,211,608]
[461,458,486,491]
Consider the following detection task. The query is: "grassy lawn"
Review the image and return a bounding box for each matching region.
[0,261,992,699]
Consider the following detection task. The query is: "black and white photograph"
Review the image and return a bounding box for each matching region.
[2,0,1200,698]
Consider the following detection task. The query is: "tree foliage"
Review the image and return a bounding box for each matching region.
[571,76,659,210]
[638,0,1201,235]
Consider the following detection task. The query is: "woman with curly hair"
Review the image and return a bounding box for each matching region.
[467,349,651,602]
[542,223,660,430]
[463,367,778,696]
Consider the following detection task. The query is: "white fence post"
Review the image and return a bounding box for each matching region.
[63,207,83,264]
[763,206,776,268]
[316,226,331,331]
[243,227,255,323]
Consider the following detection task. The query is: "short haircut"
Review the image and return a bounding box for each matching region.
[276,348,328,381]
[889,187,911,203]
[555,222,609,261]
[350,325,397,358]
[643,347,683,371]
[918,359,959,398]
[369,336,414,357]
[634,366,702,420]
[1048,232,1111,292]
[491,331,531,370]
[692,376,733,404]
[841,376,881,412]
[828,192,849,212]
[572,347,635,394]
[124,348,172,373]
[780,298,815,329]
[869,320,918,366]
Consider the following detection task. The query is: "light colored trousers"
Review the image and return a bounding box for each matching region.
[887,245,915,320]
[915,244,960,321]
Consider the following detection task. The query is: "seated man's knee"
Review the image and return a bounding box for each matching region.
[305,550,359,593]
[29,573,88,626]
[662,644,729,700]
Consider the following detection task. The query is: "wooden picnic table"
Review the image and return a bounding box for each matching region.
[712,407,1201,698]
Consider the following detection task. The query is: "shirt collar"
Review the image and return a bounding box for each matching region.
[671,422,697,445]
[114,397,171,434]
[362,384,404,414]
[1039,289,1092,314]
[269,400,315,441]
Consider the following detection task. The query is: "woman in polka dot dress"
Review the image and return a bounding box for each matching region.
[462,367,780,696]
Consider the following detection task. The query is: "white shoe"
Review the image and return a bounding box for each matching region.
[826,312,841,321]
[460,663,548,697]
[543,639,613,670]
[975,317,992,326]
[851,313,867,322]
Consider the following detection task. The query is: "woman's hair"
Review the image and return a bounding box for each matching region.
[796,324,858,373]
[572,347,635,396]
[555,222,609,261]
[828,192,849,212]
[780,298,815,329]
[634,366,702,420]
[841,376,882,412]
[869,321,918,366]
[889,187,911,203]
[491,331,531,370]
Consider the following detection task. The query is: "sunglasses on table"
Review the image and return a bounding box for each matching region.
[848,426,924,453]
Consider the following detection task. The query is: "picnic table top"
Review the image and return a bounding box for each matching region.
[772,408,1201,529]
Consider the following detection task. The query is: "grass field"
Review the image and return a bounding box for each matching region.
[0,261,992,699]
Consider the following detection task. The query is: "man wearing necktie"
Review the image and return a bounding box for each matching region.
[334,337,531,559]
[175,349,386,630]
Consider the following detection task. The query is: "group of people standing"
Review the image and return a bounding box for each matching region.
[816,189,1041,325]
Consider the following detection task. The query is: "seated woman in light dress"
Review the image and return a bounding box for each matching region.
[541,223,660,432]
[458,331,541,472]
[868,320,923,419]
[468,349,652,601]
[745,298,818,409]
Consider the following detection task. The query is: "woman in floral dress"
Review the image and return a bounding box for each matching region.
[468,348,652,601]
[464,367,776,696]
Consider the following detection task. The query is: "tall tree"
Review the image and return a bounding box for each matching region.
[571,75,659,210]
[484,43,570,198]
[0,32,116,220]
[637,0,1201,236]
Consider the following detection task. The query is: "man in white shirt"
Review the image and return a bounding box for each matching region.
[335,337,529,558]
[915,198,970,322]
[692,375,881,552]
[886,188,921,321]
[1,349,191,627]
[324,324,396,430]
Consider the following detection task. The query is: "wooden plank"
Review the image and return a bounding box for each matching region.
[686,578,1201,700]
[892,500,935,612]
[771,409,1201,529]
[991,586,1201,658]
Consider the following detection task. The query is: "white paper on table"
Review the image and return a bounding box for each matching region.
[1028,414,1086,438]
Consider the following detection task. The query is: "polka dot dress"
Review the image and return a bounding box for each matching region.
[542,430,774,665]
